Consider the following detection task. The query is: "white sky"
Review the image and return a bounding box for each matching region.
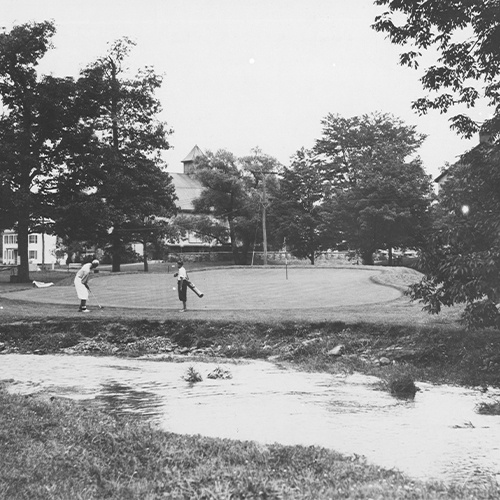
[3,0,491,179]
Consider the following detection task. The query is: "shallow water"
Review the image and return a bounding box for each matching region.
[1,353,499,486]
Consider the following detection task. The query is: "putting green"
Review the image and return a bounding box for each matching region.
[4,268,402,310]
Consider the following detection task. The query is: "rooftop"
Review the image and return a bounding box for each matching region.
[170,173,203,212]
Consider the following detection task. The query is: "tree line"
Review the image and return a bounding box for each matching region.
[0,21,433,275]
[183,113,433,267]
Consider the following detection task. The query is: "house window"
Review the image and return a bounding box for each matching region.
[29,235,38,244]
[5,234,18,245]
[5,249,16,262]
[29,250,37,260]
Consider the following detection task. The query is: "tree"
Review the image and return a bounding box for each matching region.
[313,112,432,264]
[192,149,258,265]
[0,21,83,281]
[332,157,433,265]
[240,148,282,265]
[125,218,180,271]
[374,2,500,327]
[270,148,341,264]
[0,181,16,232]
[52,38,177,272]
[408,143,500,328]
[173,213,230,248]
[372,0,500,138]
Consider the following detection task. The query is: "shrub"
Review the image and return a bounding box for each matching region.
[207,366,232,379]
[183,366,202,383]
[476,400,500,415]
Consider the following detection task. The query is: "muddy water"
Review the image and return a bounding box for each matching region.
[1,353,500,486]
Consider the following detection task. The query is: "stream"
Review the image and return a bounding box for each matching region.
[1,353,499,486]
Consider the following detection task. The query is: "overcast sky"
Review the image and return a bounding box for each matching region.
[3,0,490,178]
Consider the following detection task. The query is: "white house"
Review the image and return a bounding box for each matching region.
[2,229,61,268]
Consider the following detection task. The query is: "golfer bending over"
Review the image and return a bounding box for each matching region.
[174,260,188,312]
[74,259,99,312]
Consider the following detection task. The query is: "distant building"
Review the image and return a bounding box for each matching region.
[170,145,205,213]
[434,168,451,194]
[166,145,209,250]
[1,229,62,267]
[132,145,221,257]
[434,131,493,192]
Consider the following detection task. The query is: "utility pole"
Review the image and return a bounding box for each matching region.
[250,148,275,267]
[262,171,268,266]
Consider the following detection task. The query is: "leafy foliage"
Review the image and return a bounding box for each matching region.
[173,213,229,247]
[270,148,341,264]
[313,112,432,264]
[0,21,77,280]
[0,25,177,276]
[373,3,500,327]
[192,149,262,264]
[408,143,500,328]
[315,112,425,185]
[373,0,500,138]
[51,38,177,271]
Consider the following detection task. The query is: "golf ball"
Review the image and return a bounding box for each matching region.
[172,287,176,290]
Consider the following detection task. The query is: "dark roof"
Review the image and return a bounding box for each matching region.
[182,145,205,163]
[434,169,449,183]
[170,173,203,211]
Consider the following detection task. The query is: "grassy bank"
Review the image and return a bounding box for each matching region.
[1,387,498,499]
[1,318,500,388]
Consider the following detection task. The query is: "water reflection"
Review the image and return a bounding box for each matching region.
[1,353,499,486]
[97,382,164,418]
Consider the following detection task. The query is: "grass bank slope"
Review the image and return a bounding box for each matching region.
[1,387,497,499]
[1,318,499,388]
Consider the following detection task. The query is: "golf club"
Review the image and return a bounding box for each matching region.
[89,288,103,309]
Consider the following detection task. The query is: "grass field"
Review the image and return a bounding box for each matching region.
[0,263,463,326]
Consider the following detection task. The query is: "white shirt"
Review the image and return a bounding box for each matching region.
[76,263,93,284]
[177,267,187,281]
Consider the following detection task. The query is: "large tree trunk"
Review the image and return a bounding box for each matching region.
[17,214,30,282]
[143,240,149,272]
[111,231,122,272]
[228,218,241,264]
[238,241,251,265]
[308,229,315,265]
[361,248,375,265]
[17,109,33,283]
[308,252,315,265]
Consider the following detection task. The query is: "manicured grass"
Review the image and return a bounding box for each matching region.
[3,266,403,309]
[0,264,463,326]
[1,387,497,499]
